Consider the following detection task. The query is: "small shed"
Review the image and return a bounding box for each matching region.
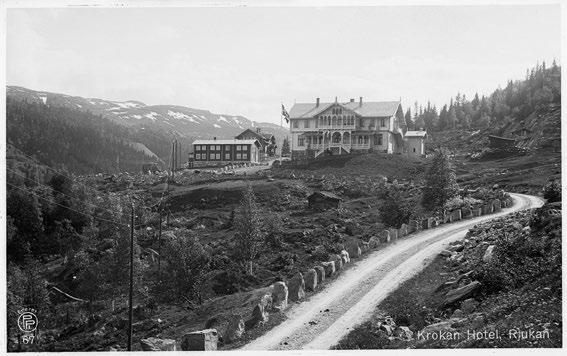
[404,130,427,156]
[488,135,516,149]
[308,191,342,211]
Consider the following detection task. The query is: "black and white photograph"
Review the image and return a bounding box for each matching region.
[1,0,564,352]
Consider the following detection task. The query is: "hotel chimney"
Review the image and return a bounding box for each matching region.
[316,97,320,107]
[359,97,363,106]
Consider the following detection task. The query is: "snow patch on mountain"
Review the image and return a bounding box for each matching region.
[167,110,198,123]
[145,112,159,121]
[213,124,221,128]
[113,101,143,109]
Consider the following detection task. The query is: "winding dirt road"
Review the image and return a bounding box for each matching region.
[242,193,544,350]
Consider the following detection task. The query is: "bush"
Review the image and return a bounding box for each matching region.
[264,215,283,248]
[443,196,483,211]
[386,292,428,329]
[333,322,391,349]
[156,230,210,303]
[474,207,561,294]
[543,180,561,203]
[379,188,415,228]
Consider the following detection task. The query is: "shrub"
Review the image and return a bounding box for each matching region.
[386,292,428,329]
[542,180,561,203]
[443,196,483,211]
[379,188,415,228]
[156,230,210,303]
[333,322,391,349]
[264,215,283,248]
[475,208,561,294]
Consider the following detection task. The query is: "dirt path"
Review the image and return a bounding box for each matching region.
[241,193,544,350]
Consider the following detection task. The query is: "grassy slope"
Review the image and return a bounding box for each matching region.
[429,104,561,195]
[37,154,428,351]
[335,204,562,349]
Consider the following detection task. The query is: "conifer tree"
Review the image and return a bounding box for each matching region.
[281,137,291,156]
[234,184,263,276]
[422,149,459,211]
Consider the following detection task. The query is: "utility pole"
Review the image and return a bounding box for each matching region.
[177,140,181,171]
[157,211,162,274]
[127,203,134,351]
[170,140,175,181]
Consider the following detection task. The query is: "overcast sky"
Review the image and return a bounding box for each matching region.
[7,4,561,124]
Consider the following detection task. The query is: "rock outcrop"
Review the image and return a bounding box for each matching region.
[331,254,343,271]
[340,249,351,263]
[204,314,244,343]
[314,265,326,283]
[271,282,288,311]
[443,281,481,305]
[368,236,381,249]
[482,245,495,263]
[140,337,177,351]
[321,261,335,277]
[180,329,218,351]
[304,269,318,291]
[288,272,306,302]
[249,294,272,328]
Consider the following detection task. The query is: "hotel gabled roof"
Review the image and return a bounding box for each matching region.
[289,100,401,119]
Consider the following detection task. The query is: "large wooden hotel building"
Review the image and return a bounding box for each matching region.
[288,97,426,158]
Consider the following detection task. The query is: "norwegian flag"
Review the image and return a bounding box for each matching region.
[281,104,290,124]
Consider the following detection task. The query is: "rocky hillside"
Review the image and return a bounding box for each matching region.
[335,202,562,349]
[428,103,561,157]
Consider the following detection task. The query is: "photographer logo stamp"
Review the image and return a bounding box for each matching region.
[17,308,38,345]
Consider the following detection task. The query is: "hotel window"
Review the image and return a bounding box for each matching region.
[242,145,248,151]
[364,136,369,144]
[298,137,305,147]
[236,153,242,159]
[236,145,241,151]
[381,118,386,127]
[216,145,221,150]
[195,145,200,151]
[225,153,231,160]
[377,134,383,145]
[304,120,310,128]
[293,120,299,128]
[195,153,201,159]
[242,153,248,160]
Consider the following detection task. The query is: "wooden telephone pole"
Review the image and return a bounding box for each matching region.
[127,203,134,351]
[157,212,162,274]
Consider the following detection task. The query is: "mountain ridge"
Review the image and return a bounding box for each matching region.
[7,85,289,142]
